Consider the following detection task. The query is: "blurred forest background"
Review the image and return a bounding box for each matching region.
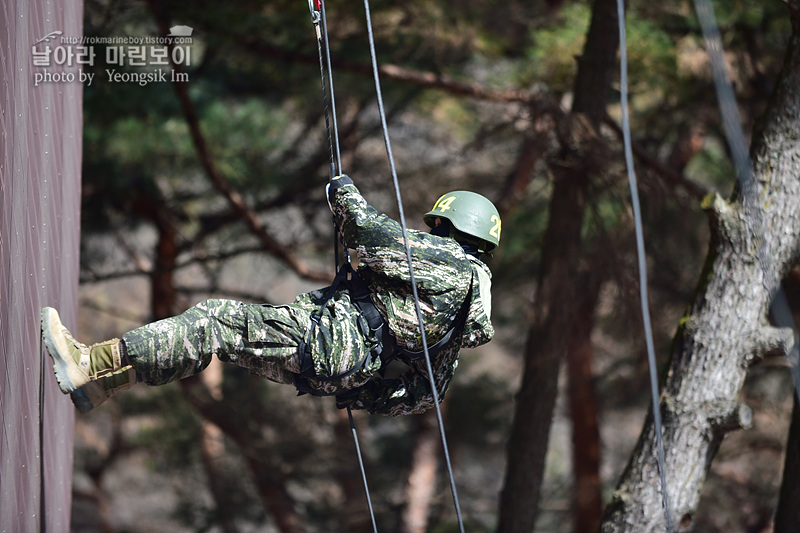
[71,0,800,531]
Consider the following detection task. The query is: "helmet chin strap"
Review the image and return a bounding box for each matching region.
[458,240,482,259]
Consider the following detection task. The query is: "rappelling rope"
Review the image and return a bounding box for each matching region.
[345,407,376,533]
[360,0,465,531]
[347,407,378,531]
[615,2,674,531]
[309,0,342,179]
[307,3,377,531]
[309,0,351,267]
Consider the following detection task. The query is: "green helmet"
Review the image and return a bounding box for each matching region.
[424,191,501,251]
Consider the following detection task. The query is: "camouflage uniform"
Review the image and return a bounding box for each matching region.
[123,184,494,416]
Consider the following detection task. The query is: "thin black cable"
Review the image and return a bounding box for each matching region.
[320,0,343,175]
[616,1,675,531]
[308,4,377,529]
[309,2,346,269]
[309,2,338,179]
[361,0,465,531]
[347,407,379,533]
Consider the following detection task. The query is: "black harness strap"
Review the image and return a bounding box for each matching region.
[295,264,370,396]
[382,282,472,367]
[294,263,473,396]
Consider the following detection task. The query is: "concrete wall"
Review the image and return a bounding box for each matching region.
[0,0,83,531]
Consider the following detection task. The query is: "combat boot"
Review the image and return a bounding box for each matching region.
[41,307,136,413]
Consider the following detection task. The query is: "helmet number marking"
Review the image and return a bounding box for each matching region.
[433,195,457,213]
[489,214,502,240]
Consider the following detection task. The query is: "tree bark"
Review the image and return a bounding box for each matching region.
[398,410,440,533]
[198,360,239,533]
[566,271,604,533]
[600,6,800,530]
[497,0,619,530]
[140,191,242,533]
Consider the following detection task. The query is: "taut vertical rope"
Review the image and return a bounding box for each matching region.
[308,0,342,179]
[360,0,465,530]
[347,407,379,533]
[616,1,674,531]
[307,2,377,530]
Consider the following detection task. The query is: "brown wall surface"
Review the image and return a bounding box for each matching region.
[1,0,83,531]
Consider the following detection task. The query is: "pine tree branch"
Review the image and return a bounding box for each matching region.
[146,3,331,284]
[603,114,709,201]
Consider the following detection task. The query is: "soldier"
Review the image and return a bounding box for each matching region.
[42,175,500,416]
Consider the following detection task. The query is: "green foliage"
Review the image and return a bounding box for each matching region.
[521,3,591,93]
[200,97,296,190]
[492,187,549,287]
[711,0,783,30]
[685,136,736,191]
[625,13,679,97]
[431,518,493,533]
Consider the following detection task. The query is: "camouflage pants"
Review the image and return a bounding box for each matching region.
[122,292,382,395]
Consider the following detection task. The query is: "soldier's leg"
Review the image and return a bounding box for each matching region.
[44,293,375,412]
[43,299,311,413]
[211,291,379,395]
[122,298,311,386]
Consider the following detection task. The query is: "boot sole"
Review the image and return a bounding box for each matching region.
[69,387,96,413]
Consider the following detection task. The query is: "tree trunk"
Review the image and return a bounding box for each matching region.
[497,0,619,530]
[198,360,239,533]
[774,272,800,532]
[566,271,604,533]
[398,410,440,533]
[497,164,589,532]
[143,172,308,533]
[151,206,177,320]
[143,194,242,533]
[600,6,800,530]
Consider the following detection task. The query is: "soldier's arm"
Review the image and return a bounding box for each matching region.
[330,182,405,258]
[330,182,467,283]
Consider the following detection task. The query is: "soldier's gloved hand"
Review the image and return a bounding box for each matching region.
[326,174,354,212]
[335,388,360,410]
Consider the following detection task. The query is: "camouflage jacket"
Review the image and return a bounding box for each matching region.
[331,184,494,416]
